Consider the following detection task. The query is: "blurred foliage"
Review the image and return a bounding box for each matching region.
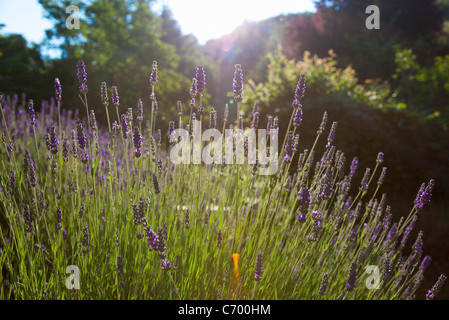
[0,29,49,101]
[393,46,449,124]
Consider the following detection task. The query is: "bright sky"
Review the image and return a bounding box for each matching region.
[0,0,316,46]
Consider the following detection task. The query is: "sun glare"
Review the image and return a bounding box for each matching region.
[154,0,316,44]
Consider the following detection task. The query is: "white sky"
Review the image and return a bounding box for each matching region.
[0,0,316,46]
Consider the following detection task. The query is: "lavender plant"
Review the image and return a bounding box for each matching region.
[0,60,445,301]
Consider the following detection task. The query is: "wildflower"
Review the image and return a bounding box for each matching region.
[376,152,384,163]
[217,230,223,248]
[349,157,358,176]
[161,260,171,271]
[184,209,190,229]
[254,253,263,281]
[8,170,17,196]
[100,82,108,106]
[150,61,158,86]
[121,114,130,139]
[133,126,142,158]
[293,107,303,127]
[78,202,86,218]
[209,107,217,129]
[317,111,328,135]
[233,64,243,103]
[54,78,62,101]
[327,121,338,148]
[346,262,357,291]
[56,206,63,229]
[189,78,197,105]
[318,272,329,295]
[152,173,160,194]
[62,133,69,162]
[298,187,311,217]
[426,274,447,300]
[81,226,90,254]
[80,152,89,165]
[76,60,88,94]
[400,215,418,248]
[359,168,371,192]
[76,120,86,150]
[197,104,204,116]
[27,99,36,125]
[420,256,432,270]
[117,256,125,277]
[115,230,120,247]
[23,204,33,233]
[111,86,119,107]
[377,167,387,185]
[292,74,306,108]
[45,126,59,154]
[195,65,206,93]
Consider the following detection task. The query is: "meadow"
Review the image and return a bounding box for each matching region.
[0,61,445,300]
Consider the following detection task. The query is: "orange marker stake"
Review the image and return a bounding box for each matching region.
[231,253,241,299]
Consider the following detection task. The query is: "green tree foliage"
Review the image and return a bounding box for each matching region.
[393,46,449,123]
[0,30,48,101]
[39,0,191,125]
[284,0,445,81]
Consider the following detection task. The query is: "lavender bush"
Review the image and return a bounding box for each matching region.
[0,61,445,300]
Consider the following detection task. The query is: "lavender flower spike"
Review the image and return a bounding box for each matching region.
[233,64,243,103]
[111,86,119,107]
[27,99,36,125]
[318,272,329,295]
[54,78,62,101]
[346,262,357,291]
[150,61,158,86]
[77,60,88,94]
[426,274,447,300]
[195,65,206,93]
[133,126,142,158]
[292,74,306,108]
[254,253,263,281]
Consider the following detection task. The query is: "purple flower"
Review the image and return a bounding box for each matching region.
[111,86,119,106]
[137,99,143,122]
[318,272,329,295]
[359,168,371,192]
[294,74,306,102]
[62,134,69,162]
[254,253,263,281]
[56,206,63,229]
[100,82,109,107]
[327,121,338,148]
[349,157,358,176]
[414,179,435,210]
[121,114,130,139]
[133,126,142,158]
[63,229,67,240]
[197,104,204,116]
[426,274,447,300]
[54,78,62,101]
[161,259,171,271]
[45,126,59,154]
[80,152,89,165]
[150,61,158,86]
[293,107,303,127]
[27,99,36,125]
[346,262,357,291]
[233,64,243,102]
[77,60,88,94]
[76,120,86,150]
[420,256,432,270]
[298,187,311,216]
[317,111,328,135]
[195,65,206,93]
[376,152,384,163]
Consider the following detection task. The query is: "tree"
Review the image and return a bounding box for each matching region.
[0,29,48,102]
[39,0,191,125]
